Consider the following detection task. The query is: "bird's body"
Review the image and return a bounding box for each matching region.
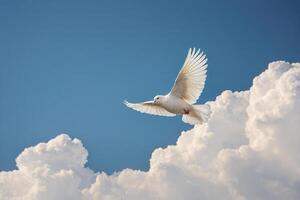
[124,48,211,125]
[157,94,191,115]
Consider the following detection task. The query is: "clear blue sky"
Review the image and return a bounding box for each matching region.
[0,0,299,173]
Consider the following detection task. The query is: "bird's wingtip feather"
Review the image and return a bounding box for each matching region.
[123,100,129,106]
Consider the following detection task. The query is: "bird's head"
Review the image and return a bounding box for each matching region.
[154,95,164,104]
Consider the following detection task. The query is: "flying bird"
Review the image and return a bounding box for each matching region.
[124,48,210,125]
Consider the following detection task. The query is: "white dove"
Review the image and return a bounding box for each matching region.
[124,48,210,125]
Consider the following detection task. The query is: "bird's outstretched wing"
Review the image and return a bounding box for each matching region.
[170,48,207,104]
[124,100,176,117]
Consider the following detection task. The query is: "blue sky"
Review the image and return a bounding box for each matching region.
[0,0,299,173]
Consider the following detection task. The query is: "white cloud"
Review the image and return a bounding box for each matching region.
[1,61,300,200]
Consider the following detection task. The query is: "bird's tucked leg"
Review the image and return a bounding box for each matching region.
[184,108,190,114]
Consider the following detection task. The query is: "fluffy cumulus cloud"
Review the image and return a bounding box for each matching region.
[1,61,300,200]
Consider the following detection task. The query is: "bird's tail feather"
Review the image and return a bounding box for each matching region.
[182,104,211,125]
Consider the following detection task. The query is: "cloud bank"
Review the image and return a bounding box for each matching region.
[1,61,300,200]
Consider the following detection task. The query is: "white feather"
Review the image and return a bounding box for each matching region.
[124,100,176,117]
[170,48,207,104]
